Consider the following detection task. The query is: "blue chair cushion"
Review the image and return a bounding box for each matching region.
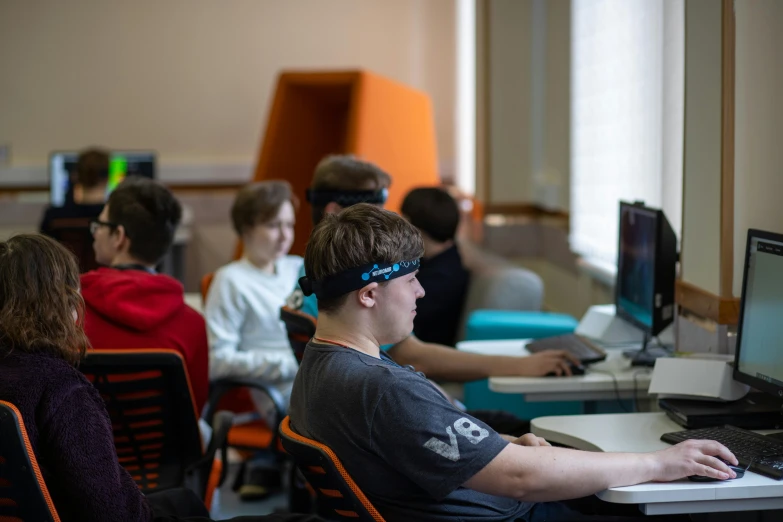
[465,310,579,342]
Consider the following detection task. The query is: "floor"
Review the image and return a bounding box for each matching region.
[209,463,289,520]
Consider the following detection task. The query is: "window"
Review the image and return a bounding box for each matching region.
[570,0,684,272]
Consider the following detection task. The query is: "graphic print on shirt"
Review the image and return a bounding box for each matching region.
[424,417,490,461]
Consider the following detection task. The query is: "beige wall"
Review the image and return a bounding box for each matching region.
[484,0,570,207]
[540,0,571,210]
[488,0,532,203]
[733,0,783,296]
[679,0,723,295]
[0,0,455,173]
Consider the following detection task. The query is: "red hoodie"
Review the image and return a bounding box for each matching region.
[81,268,209,413]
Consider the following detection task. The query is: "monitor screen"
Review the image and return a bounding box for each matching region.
[49,151,156,207]
[616,204,657,331]
[735,231,783,398]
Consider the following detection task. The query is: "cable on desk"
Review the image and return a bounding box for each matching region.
[584,368,631,413]
[632,369,652,412]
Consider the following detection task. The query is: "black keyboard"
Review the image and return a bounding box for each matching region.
[525,334,607,364]
[661,425,783,479]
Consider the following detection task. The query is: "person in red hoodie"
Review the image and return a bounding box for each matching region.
[81,177,209,413]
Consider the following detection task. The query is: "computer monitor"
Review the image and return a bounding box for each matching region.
[615,202,677,364]
[734,229,783,400]
[49,150,156,207]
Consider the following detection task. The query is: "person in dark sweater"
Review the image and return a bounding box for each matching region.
[0,234,321,522]
[0,234,153,521]
[401,187,470,346]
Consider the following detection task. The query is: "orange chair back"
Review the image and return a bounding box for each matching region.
[200,272,215,304]
[280,416,385,522]
[78,349,210,498]
[0,401,61,521]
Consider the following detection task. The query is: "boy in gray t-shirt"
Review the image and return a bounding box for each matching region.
[292,339,529,521]
[290,204,738,522]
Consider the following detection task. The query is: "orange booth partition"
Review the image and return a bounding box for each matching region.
[244,70,440,257]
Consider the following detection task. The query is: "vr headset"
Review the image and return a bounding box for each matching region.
[305,188,388,207]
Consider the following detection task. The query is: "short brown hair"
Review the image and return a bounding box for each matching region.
[304,203,424,313]
[0,234,89,365]
[76,148,110,188]
[310,155,392,225]
[107,177,183,265]
[231,181,299,236]
[401,187,461,242]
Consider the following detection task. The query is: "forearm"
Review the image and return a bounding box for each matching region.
[390,337,525,381]
[467,445,658,502]
[514,447,657,501]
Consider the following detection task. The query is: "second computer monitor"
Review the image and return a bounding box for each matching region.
[49,150,156,207]
[615,202,677,337]
[734,229,783,400]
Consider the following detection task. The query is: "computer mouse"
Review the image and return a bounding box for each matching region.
[545,363,586,377]
[687,462,746,482]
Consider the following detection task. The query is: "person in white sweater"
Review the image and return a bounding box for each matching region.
[205,181,302,423]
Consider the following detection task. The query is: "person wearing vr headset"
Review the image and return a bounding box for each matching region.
[287,155,580,386]
[289,203,736,522]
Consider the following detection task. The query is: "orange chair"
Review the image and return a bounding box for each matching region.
[0,401,62,521]
[78,349,231,507]
[280,416,385,522]
[200,272,215,305]
[280,306,317,364]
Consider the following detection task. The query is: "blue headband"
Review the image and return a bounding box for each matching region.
[299,259,420,300]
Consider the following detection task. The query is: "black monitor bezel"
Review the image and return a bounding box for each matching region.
[48,149,157,206]
[733,228,783,399]
[615,201,659,334]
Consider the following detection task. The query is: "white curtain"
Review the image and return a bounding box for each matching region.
[570,0,684,271]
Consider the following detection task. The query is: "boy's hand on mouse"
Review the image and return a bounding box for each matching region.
[517,351,582,377]
[649,439,738,482]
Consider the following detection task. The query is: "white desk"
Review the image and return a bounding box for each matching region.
[531,412,783,515]
[456,339,653,404]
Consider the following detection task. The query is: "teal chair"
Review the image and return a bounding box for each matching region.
[462,310,583,419]
[465,310,579,341]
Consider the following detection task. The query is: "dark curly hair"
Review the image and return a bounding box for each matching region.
[0,234,90,365]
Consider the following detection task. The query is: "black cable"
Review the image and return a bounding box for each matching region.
[585,368,631,413]
[631,369,652,412]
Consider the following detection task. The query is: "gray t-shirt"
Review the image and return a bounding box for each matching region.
[289,340,533,522]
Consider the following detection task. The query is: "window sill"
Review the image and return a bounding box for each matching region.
[576,257,616,288]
